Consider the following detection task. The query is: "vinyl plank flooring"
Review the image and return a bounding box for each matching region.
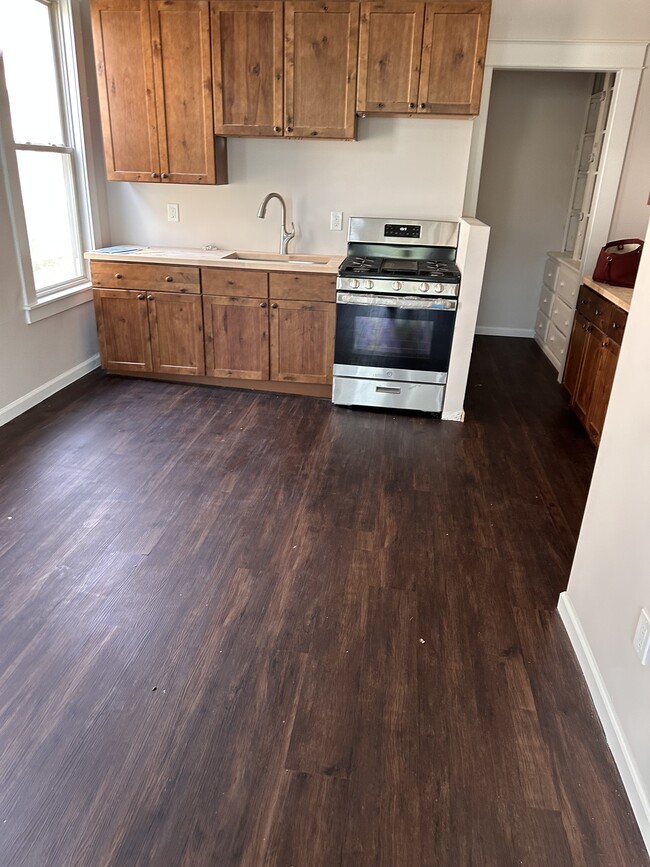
[0,338,646,867]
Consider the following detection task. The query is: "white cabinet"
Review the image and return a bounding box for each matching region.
[533,252,580,374]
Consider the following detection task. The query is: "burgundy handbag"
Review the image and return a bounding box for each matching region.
[592,238,644,288]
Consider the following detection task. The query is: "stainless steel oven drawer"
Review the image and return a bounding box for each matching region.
[332,376,444,412]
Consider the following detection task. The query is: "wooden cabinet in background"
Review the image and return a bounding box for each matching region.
[357,0,490,116]
[562,286,627,446]
[91,0,228,184]
[211,0,284,136]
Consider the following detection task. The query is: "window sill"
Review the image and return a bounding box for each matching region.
[24,282,93,324]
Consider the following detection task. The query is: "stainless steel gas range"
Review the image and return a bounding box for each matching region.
[332,217,461,413]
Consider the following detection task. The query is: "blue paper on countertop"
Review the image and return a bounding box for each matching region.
[94,245,142,253]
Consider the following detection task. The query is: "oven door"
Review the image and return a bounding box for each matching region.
[334,291,457,383]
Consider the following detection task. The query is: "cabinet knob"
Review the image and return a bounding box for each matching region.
[285,126,293,133]
[260,302,267,308]
[378,102,385,109]
[115,273,123,279]
[612,322,619,329]
[408,102,415,109]
[151,172,159,179]
[165,275,173,282]
[594,309,601,316]
[419,102,426,109]
[147,294,153,301]
[602,340,607,347]
[161,172,169,179]
[137,294,145,300]
[273,126,281,133]
[271,302,278,309]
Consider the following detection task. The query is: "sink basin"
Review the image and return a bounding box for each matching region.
[223,252,329,266]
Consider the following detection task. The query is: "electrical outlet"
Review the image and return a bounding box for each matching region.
[633,608,650,664]
[167,203,180,223]
[330,211,343,231]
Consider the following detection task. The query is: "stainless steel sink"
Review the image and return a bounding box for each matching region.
[223,252,329,266]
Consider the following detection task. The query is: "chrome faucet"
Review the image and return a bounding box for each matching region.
[257,192,295,255]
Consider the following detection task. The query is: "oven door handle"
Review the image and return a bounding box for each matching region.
[336,291,457,311]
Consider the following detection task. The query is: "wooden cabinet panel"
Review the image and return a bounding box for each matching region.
[148,293,205,375]
[203,296,270,379]
[270,299,335,383]
[269,271,337,302]
[91,262,201,293]
[357,2,424,112]
[211,0,284,136]
[201,268,268,298]
[577,284,610,333]
[572,324,601,425]
[93,289,153,372]
[607,306,627,344]
[586,337,619,445]
[419,0,490,115]
[562,313,588,401]
[150,0,224,184]
[285,1,360,139]
[91,0,160,181]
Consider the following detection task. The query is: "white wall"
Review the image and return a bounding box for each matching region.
[106,118,473,255]
[490,0,650,41]
[559,214,650,851]
[475,70,590,336]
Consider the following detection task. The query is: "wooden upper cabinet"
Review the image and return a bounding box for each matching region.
[150,0,222,184]
[285,1,360,139]
[91,0,160,181]
[357,3,424,113]
[211,1,284,136]
[419,0,490,115]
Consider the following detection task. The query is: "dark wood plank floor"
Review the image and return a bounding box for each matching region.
[0,337,646,866]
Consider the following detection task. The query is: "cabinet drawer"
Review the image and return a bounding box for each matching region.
[91,261,200,293]
[577,284,611,332]
[607,306,627,344]
[555,264,580,306]
[547,322,569,365]
[269,271,337,302]
[201,268,268,298]
[550,295,574,337]
[538,286,553,318]
[534,309,550,344]
[542,258,558,290]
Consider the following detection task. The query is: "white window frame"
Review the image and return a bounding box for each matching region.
[0,0,101,323]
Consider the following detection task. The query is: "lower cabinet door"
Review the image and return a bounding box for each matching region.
[562,312,588,400]
[203,295,270,379]
[93,289,153,373]
[586,337,619,444]
[572,324,602,424]
[270,299,335,383]
[148,292,205,376]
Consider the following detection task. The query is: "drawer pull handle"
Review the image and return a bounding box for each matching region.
[260,302,267,308]
[377,385,401,394]
[115,273,123,279]
[271,303,278,309]
[137,294,145,300]
[147,295,153,301]
[165,276,173,282]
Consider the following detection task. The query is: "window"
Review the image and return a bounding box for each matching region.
[0,0,98,321]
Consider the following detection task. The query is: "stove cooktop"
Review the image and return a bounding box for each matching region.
[339,255,461,282]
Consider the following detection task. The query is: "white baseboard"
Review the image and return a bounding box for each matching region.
[558,592,650,854]
[474,326,535,338]
[442,408,465,422]
[0,354,100,428]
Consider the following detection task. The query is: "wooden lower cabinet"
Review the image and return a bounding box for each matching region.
[562,288,627,446]
[94,289,204,376]
[203,295,270,379]
[270,299,335,384]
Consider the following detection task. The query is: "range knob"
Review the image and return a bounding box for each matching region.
[392,281,402,292]
[349,278,360,289]
[363,279,374,290]
[434,285,444,294]
[419,282,429,293]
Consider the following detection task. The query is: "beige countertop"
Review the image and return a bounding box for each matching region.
[582,276,633,313]
[85,246,343,275]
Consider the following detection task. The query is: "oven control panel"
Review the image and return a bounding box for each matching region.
[337,277,459,298]
[384,223,421,239]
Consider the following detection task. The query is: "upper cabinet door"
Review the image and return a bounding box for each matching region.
[357,2,424,113]
[211,1,284,136]
[91,0,160,181]
[150,0,218,183]
[285,1,360,140]
[418,0,490,116]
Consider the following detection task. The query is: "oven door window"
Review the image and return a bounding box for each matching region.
[335,299,456,373]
